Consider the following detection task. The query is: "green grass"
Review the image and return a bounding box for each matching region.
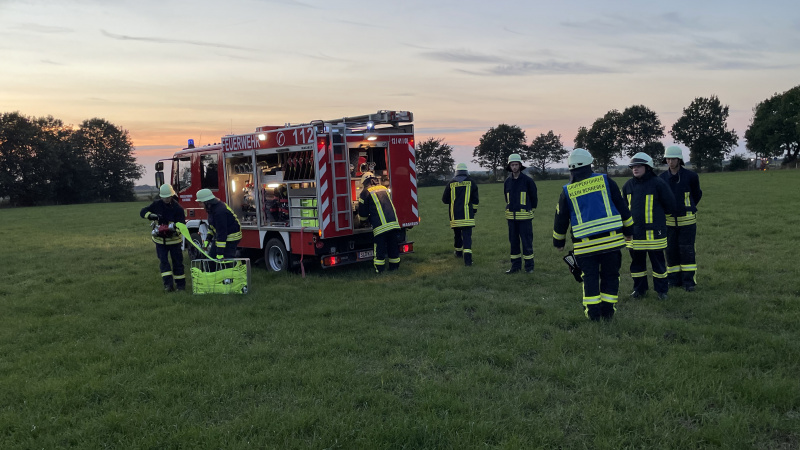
[1,170,799,449]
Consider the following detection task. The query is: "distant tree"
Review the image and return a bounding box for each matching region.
[585,110,625,173]
[527,130,567,176]
[671,96,739,172]
[574,126,589,149]
[71,118,143,202]
[416,137,455,186]
[727,154,749,171]
[620,105,665,158]
[472,124,527,181]
[0,112,59,206]
[745,85,800,165]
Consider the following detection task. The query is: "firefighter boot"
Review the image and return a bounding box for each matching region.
[164,284,175,293]
[505,258,522,274]
[454,250,463,258]
[524,258,535,274]
[600,301,616,321]
[388,262,400,271]
[464,252,472,267]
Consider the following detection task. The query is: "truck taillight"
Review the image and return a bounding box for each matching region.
[323,256,339,267]
[401,243,413,253]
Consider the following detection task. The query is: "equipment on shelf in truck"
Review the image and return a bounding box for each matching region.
[153,110,418,273]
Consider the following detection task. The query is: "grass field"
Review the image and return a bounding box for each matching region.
[1,170,799,449]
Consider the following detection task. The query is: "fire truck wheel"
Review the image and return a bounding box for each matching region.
[265,238,289,272]
[187,233,203,261]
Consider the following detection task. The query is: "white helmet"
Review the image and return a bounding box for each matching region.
[567,148,594,170]
[159,184,176,198]
[629,152,654,169]
[663,146,685,165]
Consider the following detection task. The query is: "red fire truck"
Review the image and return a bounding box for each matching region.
[154,110,419,272]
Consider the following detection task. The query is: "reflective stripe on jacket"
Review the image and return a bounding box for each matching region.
[659,167,702,227]
[622,171,676,251]
[140,199,186,245]
[504,173,537,220]
[358,185,400,235]
[552,168,632,256]
[442,175,479,228]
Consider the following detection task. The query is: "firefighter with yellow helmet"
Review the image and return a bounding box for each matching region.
[196,188,242,260]
[659,145,702,291]
[358,172,401,273]
[622,152,677,300]
[553,149,633,320]
[503,153,538,274]
[442,162,479,266]
[140,184,187,292]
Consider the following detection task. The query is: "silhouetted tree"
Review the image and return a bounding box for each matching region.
[620,105,665,158]
[71,118,143,202]
[527,130,567,176]
[585,110,625,173]
[745,85,800,165]
[671,96,739,172]
[472,124,527,181]
[416,137,455,186]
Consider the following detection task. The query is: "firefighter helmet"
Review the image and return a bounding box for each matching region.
[159,184,175,198]
[629,152,654,168]
[456,163,468,171]
[567,148,594,170]
[196,188,217,202]
[663,145,685,165]
[505,153,525,171]
[361,172,377,185]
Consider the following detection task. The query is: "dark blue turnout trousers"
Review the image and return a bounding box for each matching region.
[577,249,621,321]
[629,248,668,294]
[507,219,533,271]
[666,224,697,287]
[156,243,185,289]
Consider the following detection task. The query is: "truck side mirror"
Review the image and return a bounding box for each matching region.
[155,161,164,171]
[155,172,165,188]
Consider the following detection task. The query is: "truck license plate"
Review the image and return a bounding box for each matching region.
[358,250,373,259]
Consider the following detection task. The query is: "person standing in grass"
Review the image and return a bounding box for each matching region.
[140,184,187,292]
[442,163,479,266]
[504,153,538,274]
[358,172,401,273]
[660,146,702,292]
[196,188,242,260]
[553,149,633,321]
[622,152,677,301]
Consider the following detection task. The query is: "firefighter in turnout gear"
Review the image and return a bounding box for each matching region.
[659,146,702,292]
[553,149,633,321]
[622,153,677,300]
[442,163,479,266]
[504,153,538,274]
[140,184,187,292]
[358,172,401,273]
[196,188,242,259]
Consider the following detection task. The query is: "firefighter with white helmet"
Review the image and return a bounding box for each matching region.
[553,148,633,320]
[140,184,187,292]
[196,188,242,260]
[442,162,479,266]
[622,152,677,300]
[358,172,401,273]
[659,145,702,291]
[503,153,538,274]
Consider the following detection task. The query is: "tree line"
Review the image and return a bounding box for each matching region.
[418,86,800,183]
[0,112,143,206]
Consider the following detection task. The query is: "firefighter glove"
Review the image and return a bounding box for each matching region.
[147,213,159,220]
[215,254,223,260]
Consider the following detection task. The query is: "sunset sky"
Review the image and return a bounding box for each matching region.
[2,0,799,183]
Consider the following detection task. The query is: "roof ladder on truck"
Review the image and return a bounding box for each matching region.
[329,127,353,232]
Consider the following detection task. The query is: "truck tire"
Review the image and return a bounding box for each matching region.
[187,232,203,261]
[264,238,289,272]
